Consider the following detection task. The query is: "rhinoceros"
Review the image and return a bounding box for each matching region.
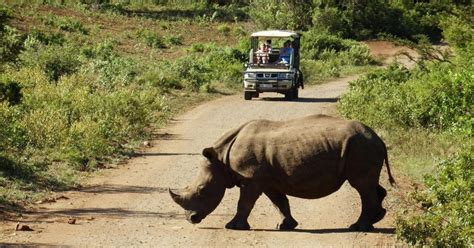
[169,114,395,232]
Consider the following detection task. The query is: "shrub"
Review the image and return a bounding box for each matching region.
[137,29,166,48]
[339,55,473,134]
[0,76,22,105]
[232,25,246,37]
[27,29,66,46]
[0,102,26,152]
[20,44,81,81]
[396,149,473,247]
[302,31,352,59]
[41,15,89,34]
[0,4,11,30]
[440,9,474,50]
[217,24,231,35]
[82,53,140,88]
[301,31,375,66]
[0,25,24,64]
[189,43,206,53]
[249,0,312,30]
[311,7,351,38]
[164,34,183,46]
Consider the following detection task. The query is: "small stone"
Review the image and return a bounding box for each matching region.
[67,218,76,224]
[15,223,33,231]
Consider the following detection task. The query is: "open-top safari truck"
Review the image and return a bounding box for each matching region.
[243,30,303,100]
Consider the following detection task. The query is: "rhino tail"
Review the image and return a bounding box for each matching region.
[383,142,396,186]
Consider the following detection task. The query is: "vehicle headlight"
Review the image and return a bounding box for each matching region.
[244,73,256,79]
[278,73,293,79]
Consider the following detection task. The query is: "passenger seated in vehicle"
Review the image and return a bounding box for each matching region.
[255,42,269,64]
[277,40,293,64]
[265,39,273,53]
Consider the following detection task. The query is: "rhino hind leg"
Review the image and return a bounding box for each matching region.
[348,178,384,232]
[372,185,387,224]
[225,183,262,230]
[264,190,298,231]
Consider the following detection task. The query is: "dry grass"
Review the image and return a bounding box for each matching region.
[9,4,254,61]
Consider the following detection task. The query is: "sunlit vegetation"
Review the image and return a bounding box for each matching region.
[1,2,472,245]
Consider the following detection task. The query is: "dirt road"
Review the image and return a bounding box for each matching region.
[1,74,401,247]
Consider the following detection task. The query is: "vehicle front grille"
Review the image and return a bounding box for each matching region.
[256,73,278,79]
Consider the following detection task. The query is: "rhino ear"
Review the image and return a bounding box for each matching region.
[202,147,218,161]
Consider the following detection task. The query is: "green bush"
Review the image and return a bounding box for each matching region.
[20,43,81,81]
[41,15,89,34]
[249,0,311,30]
[311,7,351,38]
[0,4,12,29]
[0,102,26,152]
[217,24,231,35]
[164,34,183,46]
[339,62,473,133]
[0,24,24,65]
[27,29,66,46]
[0,76,22,105]
[137,29,166,48]
[396,149,473,247]
[301,31,375,67]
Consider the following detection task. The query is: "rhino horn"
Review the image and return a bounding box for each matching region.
[169,188,186,208]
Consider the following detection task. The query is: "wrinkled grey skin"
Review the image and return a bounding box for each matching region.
[170,115,395,232]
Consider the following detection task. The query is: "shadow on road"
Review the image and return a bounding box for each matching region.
[79,184,168,194]
[28,208,185,219]
[256,97,339,103]
[199,227,395,234]
[134,152,200,157]
[0,242,64,247]
[150,132,192,140]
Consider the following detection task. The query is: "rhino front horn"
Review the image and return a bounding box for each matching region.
[169,188,186,207]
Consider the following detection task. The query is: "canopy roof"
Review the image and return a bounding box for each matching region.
[251,30,299,38]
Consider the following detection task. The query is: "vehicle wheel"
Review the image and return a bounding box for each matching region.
[284,92,292,100]
[244,91,252,100]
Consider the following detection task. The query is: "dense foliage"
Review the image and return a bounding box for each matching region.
[338,9,473,246]
[0,3,253,205]
[338,62,472,133]
[397,151,473,247]
[300,31,377,82]
[247,0,471,41]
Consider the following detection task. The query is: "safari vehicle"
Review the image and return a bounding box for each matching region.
[243,30,303,100]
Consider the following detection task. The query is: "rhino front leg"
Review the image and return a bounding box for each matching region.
[225,183,262,230]
[264,190,298,230]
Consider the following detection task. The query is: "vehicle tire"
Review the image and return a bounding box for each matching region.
[284,91,292,100]
[244,91,252,100]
